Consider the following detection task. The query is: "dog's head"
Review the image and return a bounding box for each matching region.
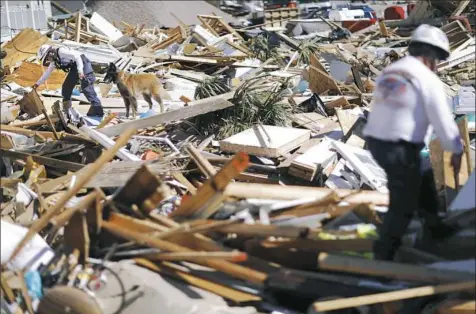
[103,62,118,83]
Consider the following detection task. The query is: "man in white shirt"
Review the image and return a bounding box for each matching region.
[33,44,104,118]
[363,25,464,261]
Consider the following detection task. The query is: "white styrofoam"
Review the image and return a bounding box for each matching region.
[90,12,124,41]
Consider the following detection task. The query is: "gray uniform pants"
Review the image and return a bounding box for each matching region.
[62,55,102,108]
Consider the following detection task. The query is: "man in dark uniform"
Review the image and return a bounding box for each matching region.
[33,44,104,118]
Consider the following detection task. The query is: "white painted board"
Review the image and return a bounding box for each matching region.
[332,141,388,193]
[325,159,354,190]
[220,125,311,158]
[90,12,124,41]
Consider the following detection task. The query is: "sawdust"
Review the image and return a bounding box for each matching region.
[5,62,66,91]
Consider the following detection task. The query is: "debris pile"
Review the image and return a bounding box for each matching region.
[1,2,475,314]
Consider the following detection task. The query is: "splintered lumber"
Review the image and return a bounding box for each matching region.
[290,112,340,136]
[309,65,342,95]
[4,128,136,266]
[135,258,261,303]
[317,253,475,284]
[98,92,234,137]
[186,143,216,178]
[313,281,475,312]
[436,300,476,314]
[171,152,249,218]
[224,182,389,206]
[219,125,311,158]
[102,220,267,284]
[139,251,248,263]
[109,212,223,252]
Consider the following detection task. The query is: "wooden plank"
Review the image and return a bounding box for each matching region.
[102,220,267,284]
[139,251,247,262]
[63,211,89,264]
[431,116,471,204]
[437,300,476,314]
[0,148,83,172]
[224,182,389,206]
[309,65,342,95]
[171,152,249,218]
[215,223,311,238]
[313,281,475,312]
[134,258,261,303]
[317,253,475,284]
[75,12,82,42]
[98,92,234,137]
[291,112,339,136]
[219,125,311,158]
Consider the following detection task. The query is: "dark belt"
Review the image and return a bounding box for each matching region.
[366,136,424,151]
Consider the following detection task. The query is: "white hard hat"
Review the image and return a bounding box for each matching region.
[38,44,52,62]
[410,24,450,59]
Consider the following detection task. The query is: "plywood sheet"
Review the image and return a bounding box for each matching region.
[2,28,49,68]
[291,112,340,136]
[219,125,310,158]
[5,62,66,91]
[309,65,342,95]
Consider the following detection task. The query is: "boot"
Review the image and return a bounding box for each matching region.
[62,100,72,120]
[86,105,104,117]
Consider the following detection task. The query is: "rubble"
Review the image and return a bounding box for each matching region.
[0,1,475,313]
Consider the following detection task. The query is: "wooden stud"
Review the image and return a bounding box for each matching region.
[313,281,475,312]
[102,220,267,284]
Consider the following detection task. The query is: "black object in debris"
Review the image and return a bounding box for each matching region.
[329,28,352,41]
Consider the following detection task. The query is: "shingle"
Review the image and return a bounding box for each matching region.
[89,1,238,28]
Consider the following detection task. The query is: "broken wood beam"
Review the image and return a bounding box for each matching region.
[186,143,216,178]
[98,92,235,137]
[102,220,267,284]
[134,258,261,303]
[172,152,249,218]
[224,182,389,206]
[140,251,247,262]
[313,281,475,312]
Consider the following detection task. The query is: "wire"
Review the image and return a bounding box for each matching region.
[1,25,40,55]
[87,260,126,314]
